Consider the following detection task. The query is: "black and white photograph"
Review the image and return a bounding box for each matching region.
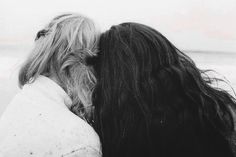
[0,0,236,156]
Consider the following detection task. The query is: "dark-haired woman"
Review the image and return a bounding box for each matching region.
[89,23,236,157]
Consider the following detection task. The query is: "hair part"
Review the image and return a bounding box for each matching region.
[19,13,99,120]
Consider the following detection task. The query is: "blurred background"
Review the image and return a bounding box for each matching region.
[0,0,236,116]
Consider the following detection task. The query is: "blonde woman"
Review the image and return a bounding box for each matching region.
[0,13,101,157]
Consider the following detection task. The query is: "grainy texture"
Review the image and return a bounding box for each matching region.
[0,76,101,157]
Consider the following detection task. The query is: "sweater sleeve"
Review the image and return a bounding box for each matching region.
[62,146,102,157]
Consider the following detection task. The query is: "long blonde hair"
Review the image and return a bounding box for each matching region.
[19,13,99,120]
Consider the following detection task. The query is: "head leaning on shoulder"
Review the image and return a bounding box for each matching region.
[90,22,236,157]
[18,13,100,118]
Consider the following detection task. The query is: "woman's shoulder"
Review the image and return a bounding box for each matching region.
[0,89,101,156]
[60,110,101,148]
[0,100,101,157]
[45,110,102,156]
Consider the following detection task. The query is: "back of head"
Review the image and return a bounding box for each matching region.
[90,23,236,157]
[19,13,99,120]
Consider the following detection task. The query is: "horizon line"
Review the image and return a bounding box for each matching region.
[0,44,235,54]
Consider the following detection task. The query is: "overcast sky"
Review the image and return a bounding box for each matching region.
[0,0,236,52]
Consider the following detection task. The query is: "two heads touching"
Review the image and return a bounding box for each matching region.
[2,13,236,156]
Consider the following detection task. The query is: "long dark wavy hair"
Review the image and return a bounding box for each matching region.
[88,22,236,157]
